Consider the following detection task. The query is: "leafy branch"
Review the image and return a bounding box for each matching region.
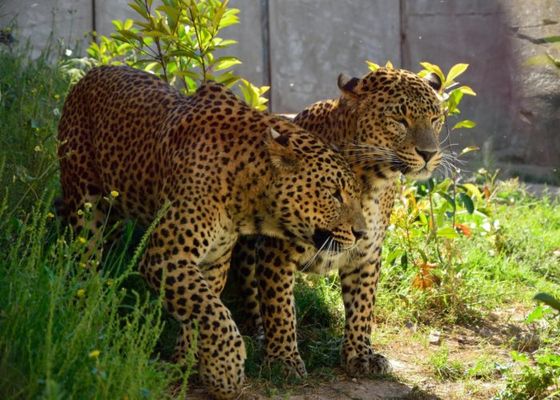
[73,0,269,109]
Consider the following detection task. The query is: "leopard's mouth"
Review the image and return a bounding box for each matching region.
[312,228,349,253]
[391,159,437,179]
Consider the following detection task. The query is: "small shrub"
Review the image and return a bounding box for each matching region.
[67,0,269,110]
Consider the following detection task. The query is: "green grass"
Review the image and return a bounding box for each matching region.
[1,44,559,399]
[0,47,188,398]
[0,44,70,214]
[0,191,186,399]
[429,346,465,381]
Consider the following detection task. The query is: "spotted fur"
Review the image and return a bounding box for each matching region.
[231,67,444,377]
[57,66,366,399]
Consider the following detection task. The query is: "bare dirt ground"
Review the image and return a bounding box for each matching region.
[186,305,536,399]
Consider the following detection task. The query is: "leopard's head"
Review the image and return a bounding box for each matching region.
[263,126,366,252]
[338,67,445,180]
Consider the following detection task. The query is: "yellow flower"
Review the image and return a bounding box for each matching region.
[77,209,84,216]
[84,202,93,210]
[78,237,87,245]
[110,190,119,198]
[46,212,55,219]
[79,262,87,269]
[76,288,86,298]
[88,350,100,359]
[34,145,42,152]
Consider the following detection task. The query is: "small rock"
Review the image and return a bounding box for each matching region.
[351,378,358,383]
[428,330,441,345]
[405,321,417,332]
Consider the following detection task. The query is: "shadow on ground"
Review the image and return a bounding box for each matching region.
[186,374,441,400]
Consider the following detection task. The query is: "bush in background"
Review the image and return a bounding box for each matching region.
[66,0,269,110]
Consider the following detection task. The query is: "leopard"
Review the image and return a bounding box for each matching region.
[57,65,367,399]
[230,67,445,378]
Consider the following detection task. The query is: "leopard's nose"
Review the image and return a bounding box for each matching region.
[415,148,437,162]
[352,227,366,241]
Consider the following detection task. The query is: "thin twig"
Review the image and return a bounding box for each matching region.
[144,0,168,82]
[188,5,206,82]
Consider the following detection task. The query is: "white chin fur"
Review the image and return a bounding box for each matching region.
[407,168,433,180]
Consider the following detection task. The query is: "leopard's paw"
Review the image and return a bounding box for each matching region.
[265,354,307,378]
[345,351,392,377]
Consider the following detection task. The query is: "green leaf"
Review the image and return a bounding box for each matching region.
[452,120,477,130]
[129,1,150,19]
[458,192,475,214]
[534,292,560,311]
[143,61,161,72]
[400,252,408,268]
[168,48,198,59]
[174,69,200,80]
[446,90,464,114]
[215,71,240,87]
[386,248,404,264]
[366,60,380,72]
[123,19,134,31]
[459,183,483,201]
[212,56,241,71]
[446,63,469,83]
[112,20,124,30]
[115,29,142,42]
[257,85,270,96]
[419,61,445,84]
[511,351,529,364]
[219,9,240,29]
[213,38,237,48]
[426,178,435,192]
[535,353,560,367]
[459,146,480,156]
[440,192,456,209]
[458,85,476,96]
[157,5,180,23]
[437,226,459,239]
[525,305,552,323]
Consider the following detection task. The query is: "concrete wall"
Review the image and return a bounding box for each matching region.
[1,0,558,181]
[267,0,400,112]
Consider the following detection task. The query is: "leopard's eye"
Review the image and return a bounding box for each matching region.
[333,189,343,203]
[394,117,409,128]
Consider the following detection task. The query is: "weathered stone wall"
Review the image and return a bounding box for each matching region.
[1,0,558,181]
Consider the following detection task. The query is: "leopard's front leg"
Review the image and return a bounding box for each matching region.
[339,246,391,376]
[139,205,245,400]
[256,236,307,377]
[339,185,395,377]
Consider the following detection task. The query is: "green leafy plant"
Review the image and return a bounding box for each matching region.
[70,0,269,110]
[495,294,560,399]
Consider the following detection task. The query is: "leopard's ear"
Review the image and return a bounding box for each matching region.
[338,73,365,101]
[337,73,361,98]
[423,72,442,92]
[266,128,299,172]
